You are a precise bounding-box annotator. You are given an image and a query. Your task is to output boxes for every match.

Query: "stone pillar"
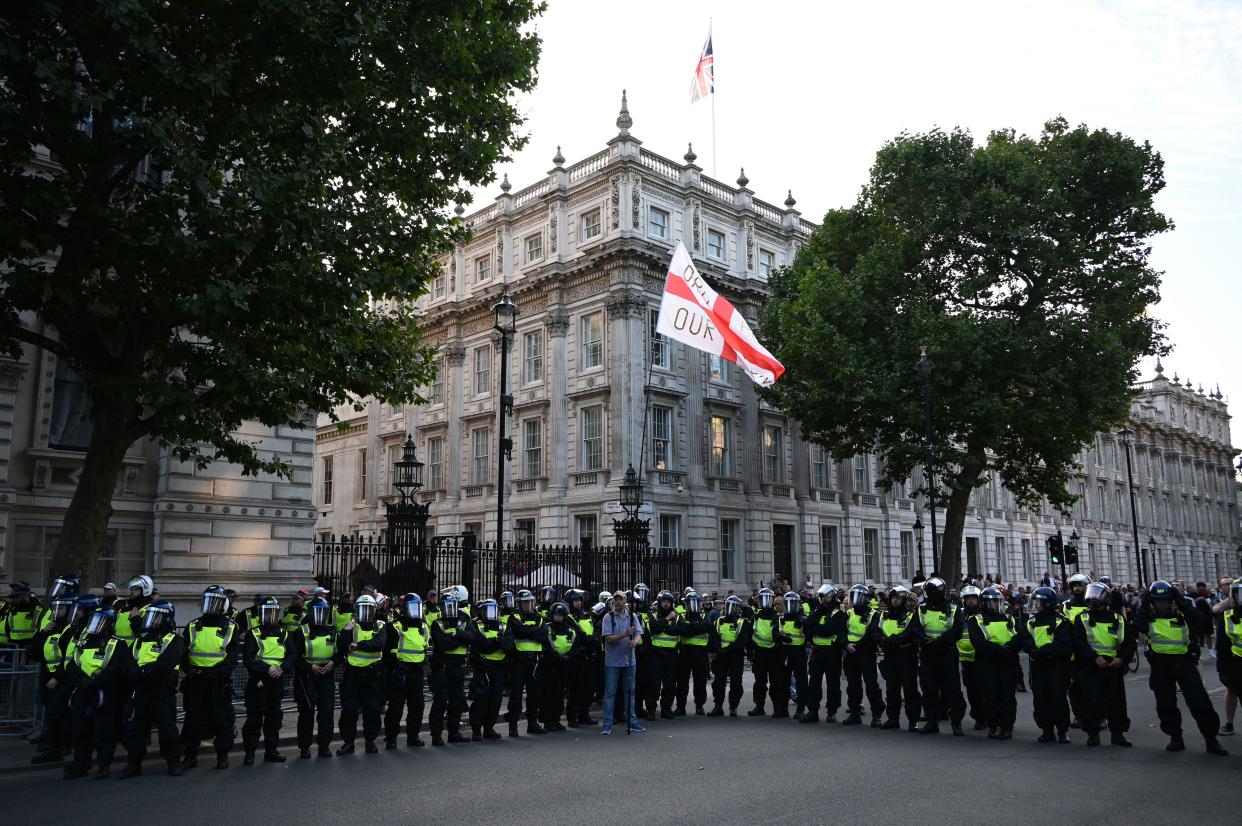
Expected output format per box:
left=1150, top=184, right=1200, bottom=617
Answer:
left=0, top=359, right=25, bottom=576
left=544, top=309, right=570, bottom=542
left=443, top=341, right=466, bottom=535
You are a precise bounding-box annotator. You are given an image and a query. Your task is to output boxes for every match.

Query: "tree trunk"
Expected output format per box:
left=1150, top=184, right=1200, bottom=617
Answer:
left=937, top=483, right=974, bottom=586
left=49, top=397, right=139, bottom=590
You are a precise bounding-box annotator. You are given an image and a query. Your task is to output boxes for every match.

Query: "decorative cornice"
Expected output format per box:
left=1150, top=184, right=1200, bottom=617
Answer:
left=442, top=342, right=466, bottom=366
left=544, top=309, right=570, bottom=336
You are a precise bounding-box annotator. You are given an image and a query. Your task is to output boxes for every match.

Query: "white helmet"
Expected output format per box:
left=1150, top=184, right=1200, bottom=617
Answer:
left=1068, top=573, right=1090, bottom=587
left=598, top=591, right=611, bottom=605
left=127, top=575, right=154, bottom=597
left=450, top=584, right=469, bottom=604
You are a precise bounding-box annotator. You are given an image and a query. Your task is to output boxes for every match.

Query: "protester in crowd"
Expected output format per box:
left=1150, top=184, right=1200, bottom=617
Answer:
left=600, top=590, right=646, bottom=734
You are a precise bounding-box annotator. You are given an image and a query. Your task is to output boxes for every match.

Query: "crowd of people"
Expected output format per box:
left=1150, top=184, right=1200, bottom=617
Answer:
left=1, top=569, right=1239, bottom=781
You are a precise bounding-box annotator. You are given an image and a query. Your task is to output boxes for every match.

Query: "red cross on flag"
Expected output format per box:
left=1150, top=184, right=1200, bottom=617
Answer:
left=656, top=241, right=785, bottom=387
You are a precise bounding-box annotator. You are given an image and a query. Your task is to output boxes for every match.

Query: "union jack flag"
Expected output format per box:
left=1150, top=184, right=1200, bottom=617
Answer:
left=690, top=30, right=714, bottom=103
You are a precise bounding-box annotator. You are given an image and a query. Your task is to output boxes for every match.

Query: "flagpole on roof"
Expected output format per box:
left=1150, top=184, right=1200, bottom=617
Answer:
left=710, top=19, right=716, bottom=178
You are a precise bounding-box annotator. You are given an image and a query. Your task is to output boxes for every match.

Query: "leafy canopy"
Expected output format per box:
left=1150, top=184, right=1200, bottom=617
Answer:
left=762, top=118, right=1169, bottom=523
left=0, top=0, right=544, bottom=472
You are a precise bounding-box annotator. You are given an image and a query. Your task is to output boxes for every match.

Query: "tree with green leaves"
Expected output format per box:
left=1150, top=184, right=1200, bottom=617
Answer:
left=761, top=118, right=1169, bottom=585
left=0, top=0, right=543, bottom=585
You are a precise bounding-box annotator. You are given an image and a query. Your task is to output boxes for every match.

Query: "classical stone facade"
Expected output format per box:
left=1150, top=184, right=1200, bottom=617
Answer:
left=0, top=312, right=317, bottom=606
left=315, top=95, right=1240, bottom=590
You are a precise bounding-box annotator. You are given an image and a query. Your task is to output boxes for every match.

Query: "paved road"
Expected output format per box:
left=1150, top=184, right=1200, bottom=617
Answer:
left=4, top=660, right=1237, bottom=825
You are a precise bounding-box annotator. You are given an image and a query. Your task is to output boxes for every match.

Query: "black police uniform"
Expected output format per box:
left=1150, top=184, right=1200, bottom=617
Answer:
left=468, top=615, right=512, bottom=739
left=29, top=618, right=76, bottom=760
left=842, top=606, right=885, bottom=725
left=291, top=622, right=338, bottom=755
left=180, top=613, right=241, bottom=766
left=428, top=611, right=475, bottom=743
left=968, top=609, right=1026, bottom=737
left=709, top=612, right=751, bottom=715
left=540, top=619, right=581, bottom=729
left=675, top=608, right=711, bottom=714
left=383, top=617, right=428, bottom=747
left=1023, top=609, right=1073, bottom=740
left=65, top=630, right=133, bottom=778
left=645, top=606, right=681, bottom=718
left=802, top=603, right=846, bottom=722
left=1136, top=599, right=1223, bottom=751
left=506, top=609, right=546, bottom=734
left=912, top=600, right=966, bottom=732
left=1071, top=606, right=1134, bottom=745
left=877, top=604, right=921, bottom=729
left=121, top=627, right=185, bottom=775
left=241, top=623, right=293, bottom=760
left=336, top=618, right=388, bottom=751
left=567, top=610, right=600, bottom=725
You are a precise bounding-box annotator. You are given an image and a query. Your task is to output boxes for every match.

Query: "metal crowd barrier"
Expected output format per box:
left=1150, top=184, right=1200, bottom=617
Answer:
left=0, top=645, right=42, bottom=737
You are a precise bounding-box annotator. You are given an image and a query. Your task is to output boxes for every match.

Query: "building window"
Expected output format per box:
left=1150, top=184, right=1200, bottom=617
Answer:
left=356, top=449, right=368, bottom=502
left=649, top=308, right=669, bottom=369
left=475, top=254, right=491, bottom=283
left=515, top=518, right=537, bottom=549
left=758, top=249, right=775, bottom=277
left=1021, top=538, right=1033, bottom=582
left=387, top=442, right=403, bottom=495
left=580, top=209, right=601, bottom=241
left=575, top=514, right=598, bottom=547
left=659, top=514, right=681, bottom=550
left=49, top=361, right=93, bottom=449
left=708, top=354, right=730, bottom=383
left=648, top=206, right=669, bottom=239
left=581, top=406, right=603, bottom=470
left=707, top=228, right=725, bottom=258
left=709, top=416, right=731, bottom=477
left=433, top=272, right=446, bottom=300
left=524, top=233, right=543, bottom=263
left=900, top=531, right=914, bottom=580
left=523, top=331, right=543, bottom=384
left=523, top=418, right=542, bottom=478
left=821, top=525, right=839, bottom=582
left=322, top=455, right=334, bottom=505
left=427, top=437, right=443, bottom=489
left=763, top=425, right=784, bottom=483
left=429, top=356, right=444, bottom=405
left=966, top=537, right=980, bottom=577
left=651, top=406, right=672, bottom=470
left=853, top=455, right=870, bottom=492
left=581, top=312, right=603, bottom=370
left=995, top=536, right=1008, bottom=580
left=863, top=528, right=879, bottom=581
left=473, top=345, right=491, bottom=396
left=471, top=427, right=490, bottom=485
left=721, top=519, right=740, bottom=581
left=811, top=444, right=829, bottom=489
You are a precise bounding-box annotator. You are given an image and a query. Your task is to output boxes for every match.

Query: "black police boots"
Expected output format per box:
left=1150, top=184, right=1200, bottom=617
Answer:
left=1056, top=729, right=1070, bottom=744
left=527, top=720, right=547, bottom=734
left=265, top=749, right=288, bottom=762
left=116, top=761, right=142, bottom=779
left=363, top=740, right=378, bottom=754
left=243, top=749, right=256, bottom=765
left=167, top=759, right=184, bottom=776
left=509, top=722, right=521, bottom=737
left=216, top=751, right=230, bottom=769
left=1110, top=733, right=1132, bottom=748
left=300, top=747, right=313, bottom=759
left=747, top=706, right=766, bottom=717
left=447, top=730, right=469, bottom=744
left=841, top=714, right=862, bottom=725
left=1206, top=738, right=1229, bottom=756
left=707, top=704, right=724, bottom=717
left=1167, top=735, right=1186, bottom=751
left=335, top=742, right=355, bottom=755
left=483, top=727, right=502, bottom=740
left=181, top=753, right=198, bottom=769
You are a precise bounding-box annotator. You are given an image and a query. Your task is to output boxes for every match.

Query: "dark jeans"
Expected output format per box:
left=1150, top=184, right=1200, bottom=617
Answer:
left=603, top=664, right=639, bottom=727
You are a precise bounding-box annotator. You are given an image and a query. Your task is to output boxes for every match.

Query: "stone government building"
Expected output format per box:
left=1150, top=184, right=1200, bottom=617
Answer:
left=315, top=94, right=1241, bottom=591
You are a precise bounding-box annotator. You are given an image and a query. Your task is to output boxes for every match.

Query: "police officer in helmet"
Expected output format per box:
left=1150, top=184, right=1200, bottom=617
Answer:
left=119, top=600, right=184, bottom=778
left=383, top=593, right=429, bottom=749
left=292, top=595, right=338, bottom=758
left=181, top=585, right=240, bottom=769
left=241, top=596, right=292, bottom=764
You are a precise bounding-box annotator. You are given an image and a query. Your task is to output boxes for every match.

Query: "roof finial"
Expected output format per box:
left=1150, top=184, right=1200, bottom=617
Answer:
left=784, top=189, right=797, bottom=208
left=1154, top=356, right=1164, bottom=375
left=453, top=204, right=464, bottom=217
left=500, top=173, right=511, bottom=193
left=1172, top=371, right=1179, bottom=383
left=552, top=145, right=564, bottom=166
left=1215, top=383, right=1222, bottom=399
left=684, top=142, right=697, bottom=164
left=736, top=167, right=749, bottom=188
left=616, top=89, right=632, bottom=135
left=1185, top=376, right=1192, bottom=389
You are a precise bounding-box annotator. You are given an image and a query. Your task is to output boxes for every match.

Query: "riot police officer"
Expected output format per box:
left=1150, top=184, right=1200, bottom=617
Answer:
left=1062, top=572, right=1091, bottom=727
left=181, top=585, right=240, bottom=769
left=957, top=585, right=984, bottom=729
left=877, top=585, right=921, bottom=731
left=801, top=584, right=846, bottom=723
left=646, top=591, right=681, bottom=720
left=29, top=590, right=78, bottom=764
left=675, top=591, right=711, bottom=716
left=1024, top=586, right=1072, bottom=743
left=241, top=596, right=291, bottom=764
left=566, top=589, right=600, bottom=726
left=120, top=600, right=185, bottom=778
left=540, top=602, right=579, bottom=730
left=383, top=593, right=428, bottom=749
left=969, top=585, right=1024, bottom=740
left=507, top=589, right=545, bottom=735
left=746, top=587, right=782, bottom=717
left=708, top=595, right=751, bottom=717
left=469, top=598, right=512, bottom=740
left=336, top=593, right=387, bottom=754
left=64, top=607, right=132, bottom=780
left=912, top=577, right=965, bottom=735
left=776, top=591, right=807, bottom=719
left=842, top=585, right=884, bottom=726
left=429, top=591, right=474, bottom=745
left=1137, top=581, right=1228, bottom=755
left=292, top=595, right=338, bottom=758
left=1072, top=581, right=1133, bottom=748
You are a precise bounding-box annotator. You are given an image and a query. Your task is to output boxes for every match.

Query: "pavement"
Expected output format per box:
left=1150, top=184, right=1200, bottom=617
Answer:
left=2, top=658, right=1238, bottom=825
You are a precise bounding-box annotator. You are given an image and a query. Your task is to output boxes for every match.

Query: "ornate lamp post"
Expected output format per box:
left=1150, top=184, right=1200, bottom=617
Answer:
left=917, top=348, right=940, bottom=574
left=386, top=434, right=429, bottom=551
left=493, top=292, right=518, bottom=547
left=613, top=464, right=651, bottom=552
left=1118, top=426, right=1145, bottom=586
left=1148, top=534, right=1159, bottom=582
left=914, top=515, right=926, bottom=579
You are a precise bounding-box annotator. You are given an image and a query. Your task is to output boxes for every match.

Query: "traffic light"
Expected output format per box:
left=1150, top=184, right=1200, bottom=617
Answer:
left=1046, top=534, right=1062, bottom=565
left=1064, top=543, right=1079, bottom=567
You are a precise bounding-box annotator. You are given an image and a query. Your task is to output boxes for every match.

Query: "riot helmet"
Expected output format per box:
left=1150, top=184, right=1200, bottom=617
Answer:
left=686, top=593, right=703, bottom=615
left=306, top=596, right=332, bottom=627
left=499, top=591, right=515, bottom=611
left=70, top=594, right=100, bottom=628
left=757, top=587, right=775, bottom=610
left=783, top=591, right=801, bottom=616
left=1029, top=587, right=1058, bottom=614
left=400, top=593, right=424, bottom=622
left=1147, top=580, right=1176, bottom=619
left=1084, top=581, right=1110, bottom=607
left=141, top=600, right=175, bottom=632
left=353, top=594, right=377, bottom=624
left=201, top=585, right=229, bottom=616
left=515, top=589, right=535, bottom=613
left=979, top=586, right=1005, bottom=614
left=440, top=594, right=459, bottom=620
left=86, top=607, right=116, bottom=636
left=49, top=573, right=81, bottom=600
left=847, top=585, right=869, bottom=609
left=725, top=595, right=744, bottom=617
left=258, top=596, right=282, bottom=627
left=479, top=599, right=499, bottom=623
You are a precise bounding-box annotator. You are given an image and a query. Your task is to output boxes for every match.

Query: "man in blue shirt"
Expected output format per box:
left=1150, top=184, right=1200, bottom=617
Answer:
left=600, top=591, right=647, bottom=735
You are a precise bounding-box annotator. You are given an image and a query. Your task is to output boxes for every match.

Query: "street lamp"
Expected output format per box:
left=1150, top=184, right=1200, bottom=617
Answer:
left=1118, top=426, right=1145, bottom=587
left=613, top=464, right=651, bottom=553
left=917, top=347, right=940, bottom=575
left=914, top=515, right=926, bottom=579
left=493, top=292, right=518, bottom=547
left=386, top=434, right=430, bottom=551
left=1148, top=534, right=1158, bottom=582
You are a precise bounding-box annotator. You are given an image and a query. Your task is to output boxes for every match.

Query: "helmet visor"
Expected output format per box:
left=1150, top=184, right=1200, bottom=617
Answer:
left=1084, top=583, right=1109, bottom=603
left=307, top=602, right=330, bottom=626
left=482, top=602, right=498, bottom=622
left=500, top=592, right=515, bottom=610
left=441, top=599, right=458, bottom=619
left=52, top=599, right=73, bottom=622
left=1231, top=581, right=1242, bottom=605
left=783, top=594, right=800, bottom=615
left=403, top=597, right=424, bottom=621
left=634, top=584, right=649, bottom=602
left=354, top=602, right=376, bottom=624
left=725, top=599, right=741, bottom=617
left=1030, top=593, right=1051, bottom=613
left=86, top=612, right=112, bottom=636
left=69, top=603, right=92, bottom=627
left=687, top=595, right=702, bottom=614
left=202, top=592, right=228, bottom=616
left=140, top=607, right=168, bottom=632
left=758, top=590, right=774, bottom=609
left=259, top=603, right=281, bottom=627
left=50, top=578, right=74, bottom=600
left=849, top=589, right=867, bottom=608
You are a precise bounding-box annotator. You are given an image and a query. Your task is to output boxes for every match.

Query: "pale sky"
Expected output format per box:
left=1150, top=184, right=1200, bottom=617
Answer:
left=469, top=0, right=1242, bottom=448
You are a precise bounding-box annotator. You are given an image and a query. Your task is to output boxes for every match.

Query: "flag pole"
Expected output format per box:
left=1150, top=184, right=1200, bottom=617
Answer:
left=710, top=20, right=717, bottom=178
